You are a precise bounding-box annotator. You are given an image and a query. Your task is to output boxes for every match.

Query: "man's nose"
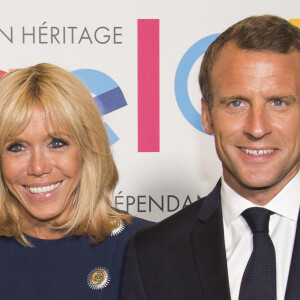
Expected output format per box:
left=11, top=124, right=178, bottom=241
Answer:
left=243, top=104, right=272, bottom=139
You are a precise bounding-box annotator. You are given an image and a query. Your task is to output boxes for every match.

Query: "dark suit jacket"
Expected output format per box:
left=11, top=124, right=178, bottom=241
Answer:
left=121, top=181, right=300, bottom=300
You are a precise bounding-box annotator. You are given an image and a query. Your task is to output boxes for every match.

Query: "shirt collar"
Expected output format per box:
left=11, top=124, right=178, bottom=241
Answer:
left=221, top=171, right=300, bottom=228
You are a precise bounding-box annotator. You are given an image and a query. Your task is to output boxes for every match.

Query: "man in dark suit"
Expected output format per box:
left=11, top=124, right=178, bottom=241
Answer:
left=121, top=15, right=300, bottom=300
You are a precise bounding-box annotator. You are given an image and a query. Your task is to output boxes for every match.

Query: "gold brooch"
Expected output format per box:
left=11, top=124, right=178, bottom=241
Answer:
left=87, top=267, right=110, bottom=290
left=110, top=215, right=125, bottom=236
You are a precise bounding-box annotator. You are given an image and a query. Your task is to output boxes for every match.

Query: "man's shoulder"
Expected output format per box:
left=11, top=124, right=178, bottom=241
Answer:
left=134, top=196, right=205, bottom=247
left=133, top=181, right=221, bottom=250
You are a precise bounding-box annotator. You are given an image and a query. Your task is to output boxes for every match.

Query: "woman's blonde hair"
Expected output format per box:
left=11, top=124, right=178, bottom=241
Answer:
left=0, top=63, right=130, bottom=245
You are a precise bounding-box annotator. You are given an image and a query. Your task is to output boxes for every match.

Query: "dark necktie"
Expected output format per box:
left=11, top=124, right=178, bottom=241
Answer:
left=239, top=207, right=276, bottom=300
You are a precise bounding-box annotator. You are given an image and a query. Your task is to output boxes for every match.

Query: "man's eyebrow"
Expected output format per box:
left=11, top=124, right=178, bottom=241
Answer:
left=266, top=95, right=297, bottom=102
left=218, top=95, right=297, bottom=104
left=218, top=95, right=250, bottom=104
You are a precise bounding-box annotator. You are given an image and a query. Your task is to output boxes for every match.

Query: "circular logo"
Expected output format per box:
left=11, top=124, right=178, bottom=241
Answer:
left=87, top=267, right=110, bottom=290
left=174, top=34, right=219, bottom=133
left=110, top=215, right=125, bottom=236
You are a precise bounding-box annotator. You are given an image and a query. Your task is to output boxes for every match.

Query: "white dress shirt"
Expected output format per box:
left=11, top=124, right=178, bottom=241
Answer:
left=221, top=172, right=300, bottom=300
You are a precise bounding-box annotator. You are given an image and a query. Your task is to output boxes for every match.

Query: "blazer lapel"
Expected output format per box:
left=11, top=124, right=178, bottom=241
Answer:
left=191, top=181, right=231, bottom=300
left=285, top=208, right=300, bottom=300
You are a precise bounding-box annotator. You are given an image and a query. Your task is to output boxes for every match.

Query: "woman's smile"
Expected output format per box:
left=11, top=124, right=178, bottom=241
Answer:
left=1, top=105, right=81, bottom=235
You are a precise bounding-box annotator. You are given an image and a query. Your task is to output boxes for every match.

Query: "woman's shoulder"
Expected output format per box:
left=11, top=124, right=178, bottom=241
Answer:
left=111, top=208, right=154, bottom=238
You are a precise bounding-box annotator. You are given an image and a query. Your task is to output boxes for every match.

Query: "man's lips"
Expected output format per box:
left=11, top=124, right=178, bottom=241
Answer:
left=240, top=148, right=276, bottom=156
left=24, top=182, right=61, bottom=194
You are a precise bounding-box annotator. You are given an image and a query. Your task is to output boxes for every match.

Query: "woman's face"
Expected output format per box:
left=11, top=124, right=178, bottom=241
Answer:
left=1, top=105, right=82, bottom=237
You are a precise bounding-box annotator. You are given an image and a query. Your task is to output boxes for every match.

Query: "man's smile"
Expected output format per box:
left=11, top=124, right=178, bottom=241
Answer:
left=240, top=148, right=275, bottom=156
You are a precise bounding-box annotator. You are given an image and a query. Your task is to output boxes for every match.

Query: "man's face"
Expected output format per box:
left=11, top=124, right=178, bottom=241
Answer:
left=201, top=42, right=300, bottom=204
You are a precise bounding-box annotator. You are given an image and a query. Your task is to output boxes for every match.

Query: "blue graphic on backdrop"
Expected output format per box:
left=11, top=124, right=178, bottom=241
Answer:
left=72, top=69, right=127, bottom=145
left=174, top=34, right=219, bottom=133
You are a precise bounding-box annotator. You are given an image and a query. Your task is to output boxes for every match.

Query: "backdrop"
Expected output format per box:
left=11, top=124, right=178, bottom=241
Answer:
left=1, top=0, right=299, bottom=221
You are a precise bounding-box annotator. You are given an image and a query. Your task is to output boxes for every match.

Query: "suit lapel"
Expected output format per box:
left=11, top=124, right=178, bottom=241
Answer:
left=285, top=208, right=300, bottom=300
left=191, top=181, right=231, bottom=300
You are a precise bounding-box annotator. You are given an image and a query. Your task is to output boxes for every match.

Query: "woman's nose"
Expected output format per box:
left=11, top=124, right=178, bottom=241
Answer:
left=27, top=149, right=52, bottom=176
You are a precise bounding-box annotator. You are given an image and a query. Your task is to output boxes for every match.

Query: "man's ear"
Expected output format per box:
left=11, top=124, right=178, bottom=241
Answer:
left=201, top=98, right=214, bottom=135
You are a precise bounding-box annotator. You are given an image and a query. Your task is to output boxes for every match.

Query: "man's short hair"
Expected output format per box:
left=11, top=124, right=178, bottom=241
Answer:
left=199, top=15, right=300, bottom=108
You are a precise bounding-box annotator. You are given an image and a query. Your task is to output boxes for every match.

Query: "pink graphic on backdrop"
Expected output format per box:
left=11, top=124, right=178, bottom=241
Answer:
left=138, top=19, right=160, bottom=152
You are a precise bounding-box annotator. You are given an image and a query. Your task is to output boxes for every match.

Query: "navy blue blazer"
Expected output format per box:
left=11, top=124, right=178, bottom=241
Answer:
left=121, top=181, right=300, bottom=300
left=0, top=217, right=152, bottom=300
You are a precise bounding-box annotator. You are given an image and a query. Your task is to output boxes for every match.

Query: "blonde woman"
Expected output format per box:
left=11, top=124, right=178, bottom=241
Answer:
left=0, top=63, right=151, bottom=299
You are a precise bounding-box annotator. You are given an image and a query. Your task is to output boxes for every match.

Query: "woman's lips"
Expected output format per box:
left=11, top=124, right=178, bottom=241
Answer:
left=24, top=182, right=61, bottom=194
